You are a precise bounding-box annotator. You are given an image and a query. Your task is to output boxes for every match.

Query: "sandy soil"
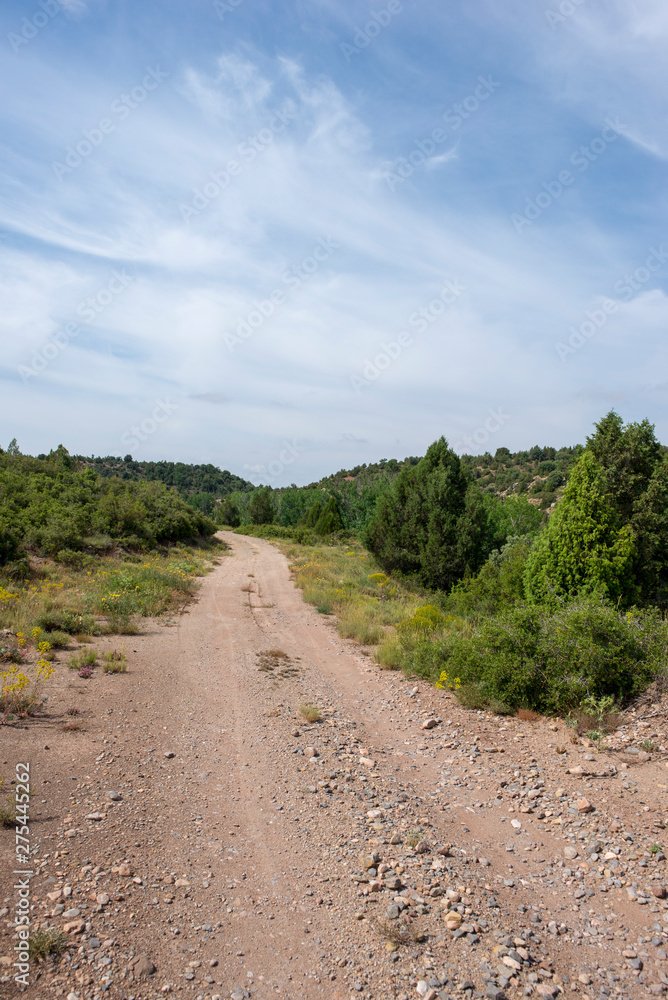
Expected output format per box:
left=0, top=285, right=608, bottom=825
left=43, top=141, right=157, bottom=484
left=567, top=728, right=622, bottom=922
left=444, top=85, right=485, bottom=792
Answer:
left=1, top=531, right=668, bottom=1000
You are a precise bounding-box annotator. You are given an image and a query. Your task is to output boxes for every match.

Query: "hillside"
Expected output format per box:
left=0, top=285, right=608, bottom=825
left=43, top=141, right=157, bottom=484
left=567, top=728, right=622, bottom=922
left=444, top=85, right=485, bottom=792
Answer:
left=77, top=455, right=254, bottom=516
left=307, top=444, right=584, bottom=512
left=0, top=444, right=216, bottom=569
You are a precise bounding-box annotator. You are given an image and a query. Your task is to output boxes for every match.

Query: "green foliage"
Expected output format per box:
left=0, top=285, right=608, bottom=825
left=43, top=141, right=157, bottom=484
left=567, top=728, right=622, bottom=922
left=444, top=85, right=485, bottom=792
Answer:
left=363, top=437, right=491, bottom=590
left=301, top=496, right=344, bottom=535
left=406, top=597, right=666, bottom=714
left=28, top=927, right=68, bottom=961
left=524, top=452, right=635, bottom=605
left=587, top=410, right=661, bottom=521
left=102, top=649, right=127, bottom=673
left=81, top=455, right=253, bottom=499
left=446, top=535, right=533, bottom=618
left=632, top=461, right=668, bottom=607
left=37, top=609, right=98, bottom=635
left=0, top=447, right=216, bottom=565
left=396, top=605, right=448, bottom=642
left=247, top=488, right=275, bottom=525
left=484, top=494, right=545, bottom=548
left=218, top=496, right=241, bottom=527
left=234, top=523, right=295, bottom=539
left=68, top=649, right=98, bottom=670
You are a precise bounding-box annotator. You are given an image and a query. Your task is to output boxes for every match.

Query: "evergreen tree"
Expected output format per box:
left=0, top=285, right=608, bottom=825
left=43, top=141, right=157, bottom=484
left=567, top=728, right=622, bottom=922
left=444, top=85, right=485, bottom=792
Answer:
left=524, top=451, right=635, bottom=604
left=314, top=496, right=345, bottom=535
left=218, top=497, right=241, bottom=527
left=631, top=461, right=668, bottom=608
left=586, top=410, right=661, bottom=521
left=247, top=488, right=275, bottom=525
left=363, top=437, right=491, bottom=590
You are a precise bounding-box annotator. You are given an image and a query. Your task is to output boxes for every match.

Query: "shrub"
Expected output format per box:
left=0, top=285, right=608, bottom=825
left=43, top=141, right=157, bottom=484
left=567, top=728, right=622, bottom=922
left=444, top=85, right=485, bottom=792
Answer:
left=300, top=703, right=321, bottom=723
left=218, top=497, right=241, bottom=528
left=363, top=437, right=492, bottom=591
left=28, top=928, right=68, bottom=961
left=375, top=636, right=404, bottom=670
left=47, top=631, right=71, bottom=650
left=442, top=597, right=667, bottom=714
left=37, top=609, right=98, bottom=635
left=247, top=488, right=275, bottom=525
left=337, top=602, right=383, bottom=644
left=0, top=658, right=54, bottom=718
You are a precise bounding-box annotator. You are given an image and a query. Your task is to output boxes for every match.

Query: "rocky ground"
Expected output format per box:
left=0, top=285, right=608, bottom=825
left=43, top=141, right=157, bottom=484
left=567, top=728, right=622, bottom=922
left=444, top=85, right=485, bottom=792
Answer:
left=1, top=531, right=668, bottom=1000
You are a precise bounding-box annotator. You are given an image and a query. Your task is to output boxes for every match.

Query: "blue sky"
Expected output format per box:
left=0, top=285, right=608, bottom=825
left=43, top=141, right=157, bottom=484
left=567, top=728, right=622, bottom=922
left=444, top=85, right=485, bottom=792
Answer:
left=1, top=0, right=667, bottom=485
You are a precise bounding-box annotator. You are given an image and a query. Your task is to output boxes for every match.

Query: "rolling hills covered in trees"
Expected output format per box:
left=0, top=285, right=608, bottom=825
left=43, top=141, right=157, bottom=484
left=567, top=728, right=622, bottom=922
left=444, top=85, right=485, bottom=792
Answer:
left=77, top=454, right=254, bottom=517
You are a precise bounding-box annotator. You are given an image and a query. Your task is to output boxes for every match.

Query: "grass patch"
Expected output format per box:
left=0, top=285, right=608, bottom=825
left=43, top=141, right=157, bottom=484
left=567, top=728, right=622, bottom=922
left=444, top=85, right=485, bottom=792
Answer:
left=28, top=928, right=68, bottom=961
left=101, top=649, right=127, bottom=673
left=47, top=630, right=72, bottom=649
left=282, top=540, right=425, bottom=648
left=68, top=649, right=98, bottom=670
left=0, top=545, right=218, bottom=643
left=299, top=703, right=321, bottom=723
left=0, top=792, right=15, bottom=827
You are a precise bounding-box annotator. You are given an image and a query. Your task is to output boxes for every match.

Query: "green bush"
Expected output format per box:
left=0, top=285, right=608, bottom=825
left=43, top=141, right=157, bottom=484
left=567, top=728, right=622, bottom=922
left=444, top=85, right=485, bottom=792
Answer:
left=47, top=630, right=72, bottom=649
left=0, top=448, right=216, bottom=562
left=445, top=535, right=533, bottom=619
left=36, top=609, right=98, bottom=635
left=234, top=524, right=295, bottom=539
left=247, top=488, right=275, bottom=525
left=413, top=597, right=668, bottom=714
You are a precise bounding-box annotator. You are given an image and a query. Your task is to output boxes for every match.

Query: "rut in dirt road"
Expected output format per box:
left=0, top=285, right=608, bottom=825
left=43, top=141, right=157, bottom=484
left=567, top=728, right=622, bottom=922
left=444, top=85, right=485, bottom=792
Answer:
left=2, top=531, right=668, bottom=1000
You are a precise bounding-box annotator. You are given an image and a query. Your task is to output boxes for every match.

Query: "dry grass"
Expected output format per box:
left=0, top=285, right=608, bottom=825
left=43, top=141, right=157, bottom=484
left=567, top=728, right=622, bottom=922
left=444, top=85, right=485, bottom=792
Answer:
left=516, top=708, right=541, bottom=722
left=257, top=649, right=299, bottom=678
left=299, top=703, right=321, bottom=723
left=371, top=917, right=423, bottom=947
left=282, top=541, right=424, bottom=648
left=0, top=546, right=218, bottom=641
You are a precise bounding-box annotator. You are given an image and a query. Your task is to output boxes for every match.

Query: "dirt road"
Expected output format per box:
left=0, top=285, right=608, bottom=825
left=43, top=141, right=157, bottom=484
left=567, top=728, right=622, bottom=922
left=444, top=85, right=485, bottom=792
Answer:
left=2, top=532, right=668, bottom=1000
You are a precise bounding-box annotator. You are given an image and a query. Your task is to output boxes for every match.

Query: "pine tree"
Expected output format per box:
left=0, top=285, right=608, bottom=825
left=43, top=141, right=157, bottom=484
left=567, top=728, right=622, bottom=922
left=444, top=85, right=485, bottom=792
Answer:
left=247, top=488, right=275, bottom=525
left=524, top=452, right=635, bottom=604
left=363, top=437, right=490, bottom=590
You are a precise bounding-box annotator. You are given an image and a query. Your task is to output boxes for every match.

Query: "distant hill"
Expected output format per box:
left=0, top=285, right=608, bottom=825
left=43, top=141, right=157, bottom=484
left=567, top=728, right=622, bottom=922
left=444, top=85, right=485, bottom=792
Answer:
left=306, top=445, right=584, bottom=511
left=76, top=456, right=254, bottom=517
left=305, top=455, right=422, bottom=491
left=459, top=444, right=585, bottom=510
